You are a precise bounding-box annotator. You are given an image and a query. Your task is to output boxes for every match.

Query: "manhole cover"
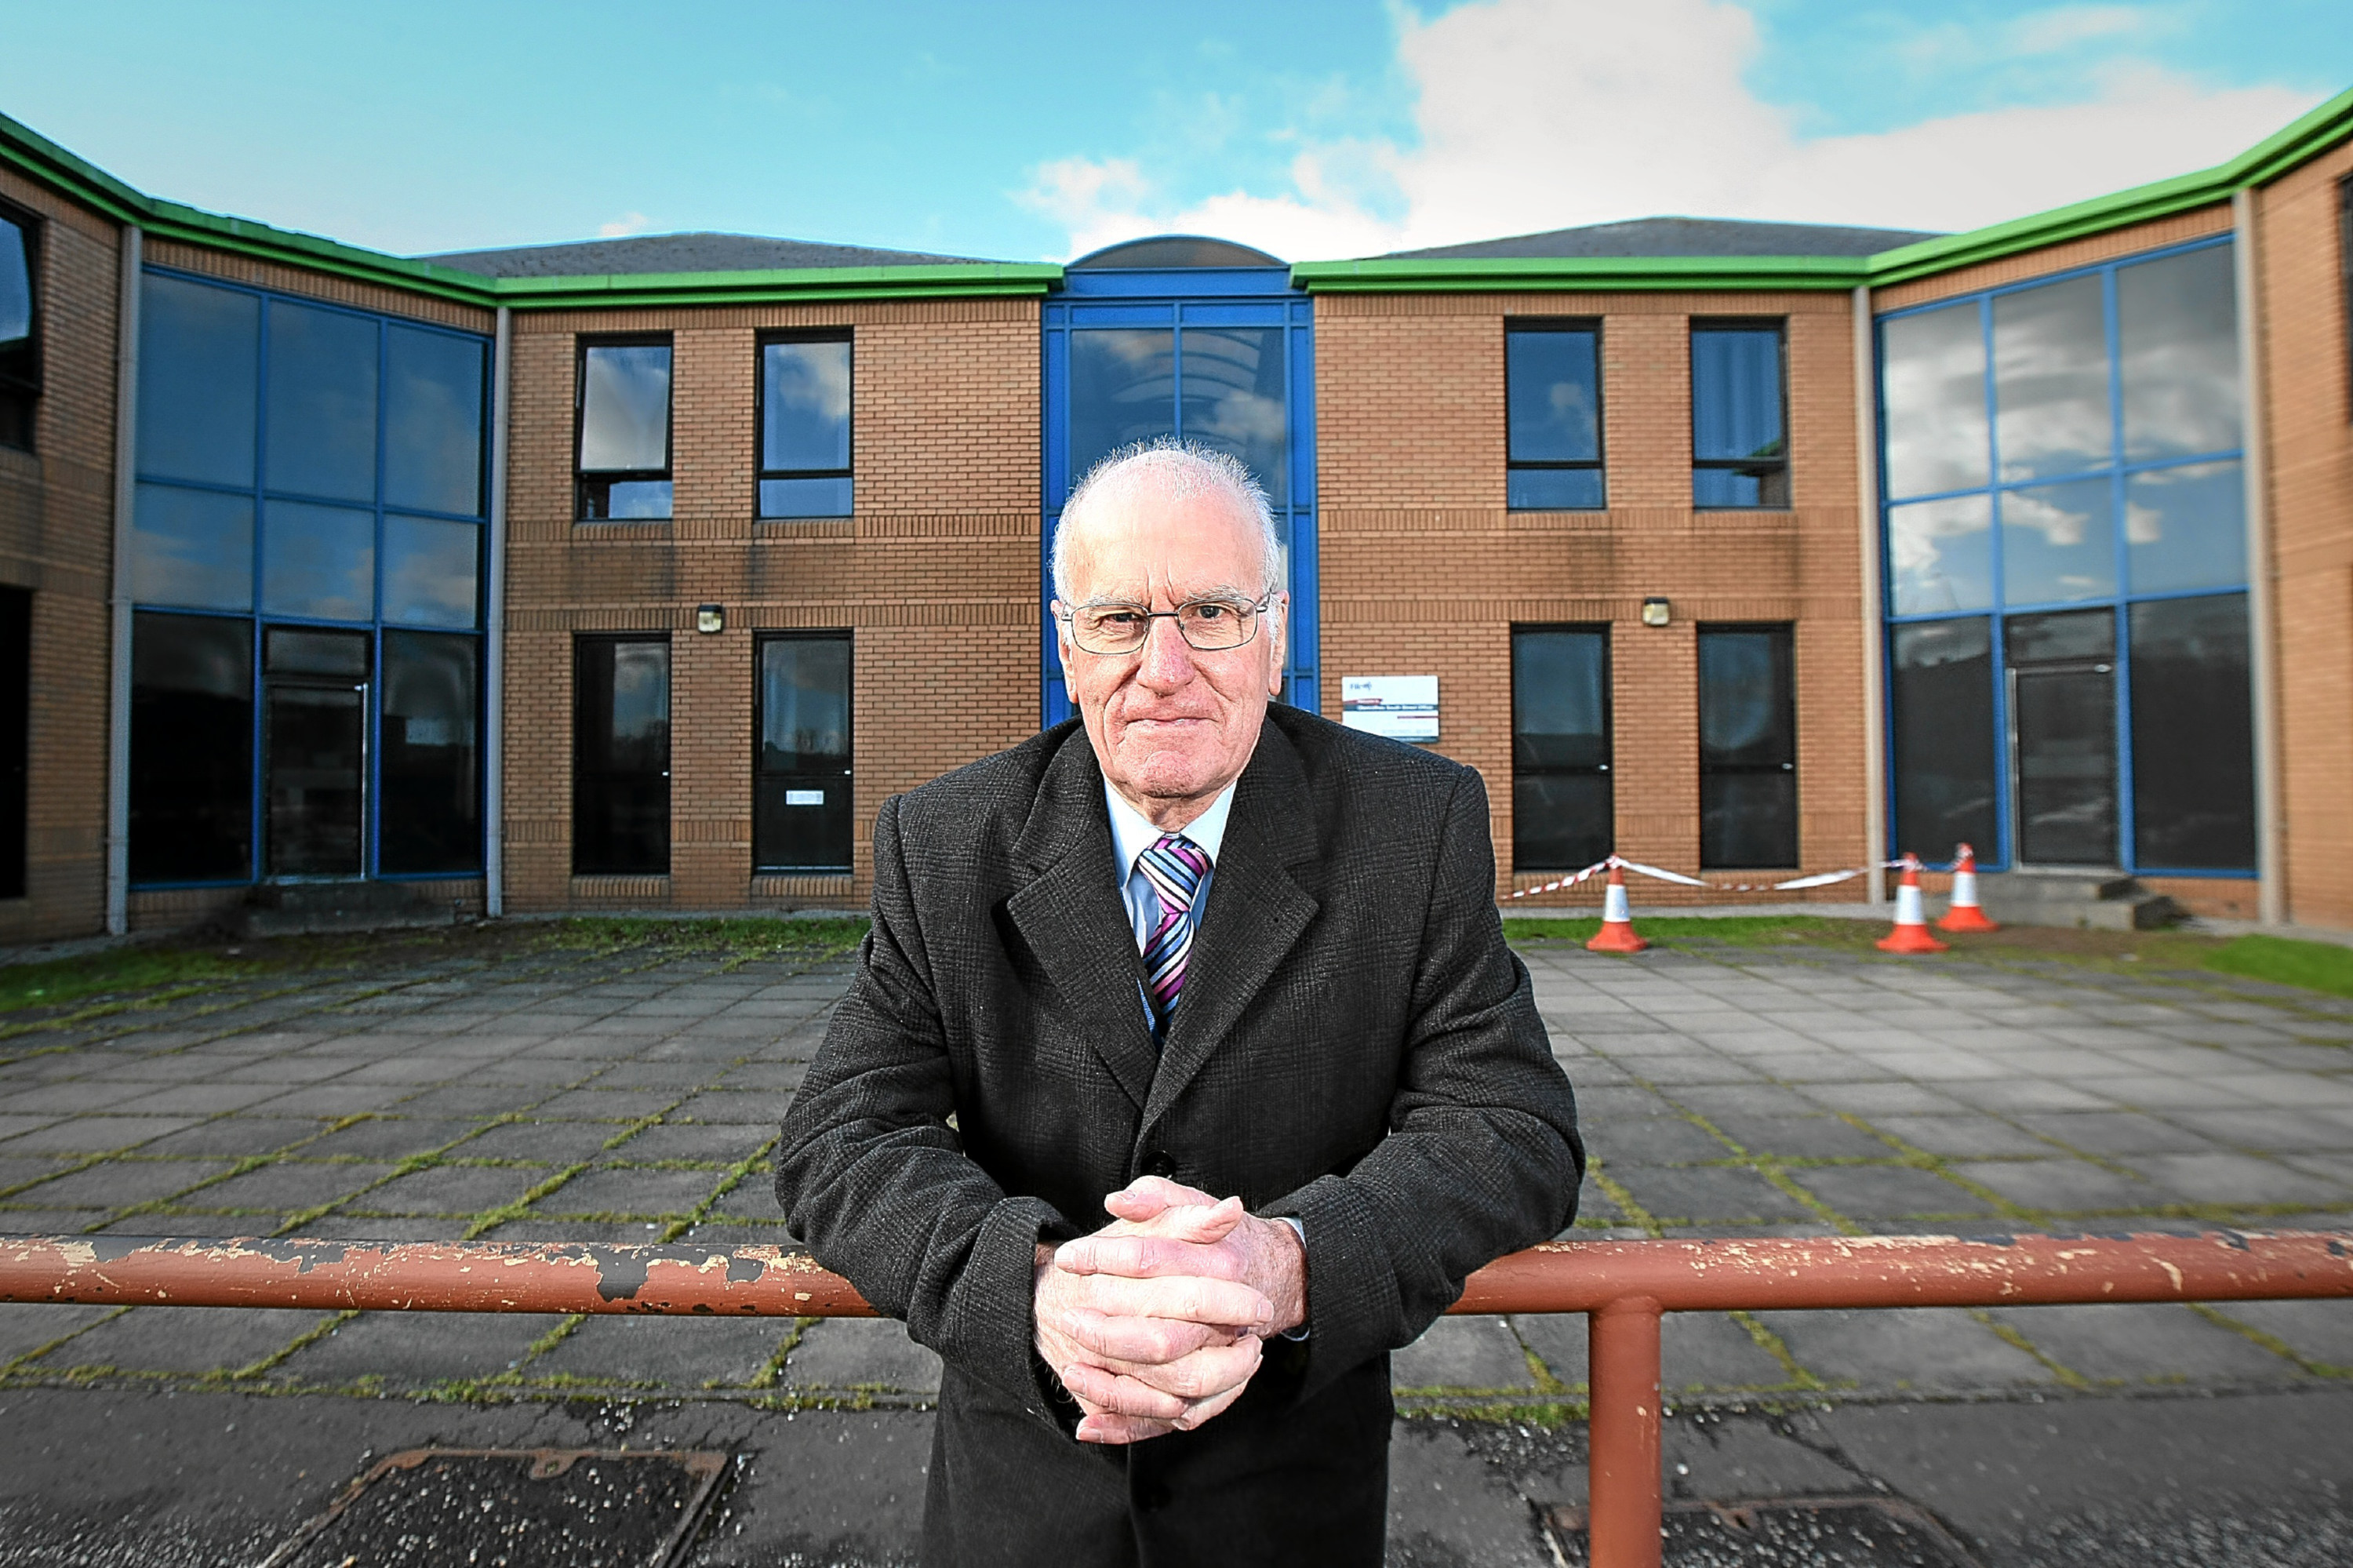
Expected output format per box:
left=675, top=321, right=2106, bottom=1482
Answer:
left=261, top=1448, right=730, bottom=1568
left=1544, top=1497, right=1983, bottom=1566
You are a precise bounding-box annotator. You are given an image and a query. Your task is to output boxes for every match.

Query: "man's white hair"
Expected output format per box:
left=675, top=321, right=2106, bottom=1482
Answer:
left=1051, top=438, right=1282, bottom=605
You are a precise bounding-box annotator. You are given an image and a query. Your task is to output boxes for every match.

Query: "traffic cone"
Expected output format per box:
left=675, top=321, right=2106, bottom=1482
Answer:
left=1936, top=842, right=2000, bottom=933
left=1877, top=857, right=1949, bottom=954
left=1586, top=863, right=1649, bottom=954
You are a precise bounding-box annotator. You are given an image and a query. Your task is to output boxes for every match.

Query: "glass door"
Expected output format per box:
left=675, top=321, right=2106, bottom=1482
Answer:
left=263, top=628, right=371, bottom=878
left=2005, top=610, right=2117, bottom=867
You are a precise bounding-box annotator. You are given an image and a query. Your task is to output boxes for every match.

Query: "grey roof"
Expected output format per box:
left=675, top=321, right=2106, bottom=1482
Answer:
left=1070, top=236, right=1285, bottom=270
left=1382, top=216, right=1943, bottom=261
left=422, top=231, right=1006, bottom=277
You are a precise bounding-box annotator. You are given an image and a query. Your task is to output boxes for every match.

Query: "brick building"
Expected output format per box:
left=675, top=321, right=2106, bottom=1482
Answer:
left=0, top=89, right=2348, bottom=939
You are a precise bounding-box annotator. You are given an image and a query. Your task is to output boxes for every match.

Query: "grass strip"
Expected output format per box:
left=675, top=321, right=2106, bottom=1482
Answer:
left=1502, top=915, right=1866, bottom=948
left=0, top=947, right=272, bottom=1017
left=2205, top=934, right=2353, bottom=1000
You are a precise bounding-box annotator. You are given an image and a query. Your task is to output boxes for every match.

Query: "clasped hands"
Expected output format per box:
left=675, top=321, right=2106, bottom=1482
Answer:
left=1033, top=1175, right=1307, bottom=1445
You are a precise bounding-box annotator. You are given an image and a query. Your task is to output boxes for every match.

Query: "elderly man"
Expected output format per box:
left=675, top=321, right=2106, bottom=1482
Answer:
left=775, top=440, right=1581, bottom=1566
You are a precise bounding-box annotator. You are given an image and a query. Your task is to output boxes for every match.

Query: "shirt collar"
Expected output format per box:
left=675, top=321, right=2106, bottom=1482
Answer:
left=1104, top=777, right=1237, bottom=877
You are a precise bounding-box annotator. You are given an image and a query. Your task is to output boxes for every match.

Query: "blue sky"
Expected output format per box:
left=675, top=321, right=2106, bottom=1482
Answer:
left=2, top=2, right=2347, bottom=263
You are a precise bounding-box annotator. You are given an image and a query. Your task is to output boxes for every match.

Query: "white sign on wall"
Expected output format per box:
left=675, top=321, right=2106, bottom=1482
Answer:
left=1340, top=675, right=1439, bottom=743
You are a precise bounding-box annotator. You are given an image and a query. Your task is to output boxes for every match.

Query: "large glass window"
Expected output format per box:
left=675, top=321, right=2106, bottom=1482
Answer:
left=1691, top=323, right=1787, bottom=508
left=1511, top=628, right=1612, bottom=871
left=0, top=204, right=36, bottom=451
left=2129, top=594, right=2255, bottom=870
left=1068, top=328, right=1176, bottom=485
left=1878, top=238, right=2251, bottom=873
left=1506, top=323, right=1603, bottom=509
left=754, top=634, right=853, bottom=872
left=1698, top=626, right=1797, bottom=868
left=380, top=631, right=481, bottom=875
left=574, top=636, right=671, bottom=875
left=759, top=334, right=853, bottom=518
left=130, top=613, right=253, bottom=882
left=1889, top=618, right=1997, bottom=862
left=577, top=338, right=672, bottom=519
left=124, top=270, right=487, bottom=886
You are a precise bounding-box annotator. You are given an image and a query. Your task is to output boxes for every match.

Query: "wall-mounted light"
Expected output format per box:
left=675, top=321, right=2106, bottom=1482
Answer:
left=1640, top=597, right=1671, bottom=628
left=696, top=604, right=726, bottom=635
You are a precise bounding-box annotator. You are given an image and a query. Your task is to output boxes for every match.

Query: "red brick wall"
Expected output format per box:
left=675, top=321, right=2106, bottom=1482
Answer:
left=500, top=299, right=1042, bottom=911
left=1314, top=289, right=1872, bottom=905
left=2255, top=147, right=2353, bottom=930
left=0, top=168, right=121, bottom=940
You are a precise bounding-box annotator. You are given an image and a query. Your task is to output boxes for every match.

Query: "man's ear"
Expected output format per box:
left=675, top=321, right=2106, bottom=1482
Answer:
left=1264, top=595, right=1288, bottom=697
left=1051, top=601, right=1078, bottom=691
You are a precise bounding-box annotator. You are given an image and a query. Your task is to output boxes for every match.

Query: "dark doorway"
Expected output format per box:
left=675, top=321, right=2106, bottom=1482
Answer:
left=2006, top=609, right=2117, bottom=867
left=264, top=627, right=369, bottom=878
left=0, top=587, right=26, bottom=898
left=573, top=635, right=671, bottom=875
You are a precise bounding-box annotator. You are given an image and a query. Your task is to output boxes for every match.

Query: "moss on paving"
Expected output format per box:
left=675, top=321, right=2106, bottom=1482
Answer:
left=0, top=947, right=271, bottom=1016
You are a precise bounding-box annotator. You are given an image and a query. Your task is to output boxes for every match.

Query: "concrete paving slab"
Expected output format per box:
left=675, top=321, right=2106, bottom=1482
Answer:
left=38, top=1304, right=331, bottom=1375
left=1786, top=1163, right=1999, bottom=1221
left=1580, top=1115, right=1726, bottom=1165
left=1394, top=1315, right=1537, bottom=1392
left=276, top=1308, right=567, bottom=1385
left=0, top=1116, right=206, bottom=1154
left=1987, top=1301, right=2305, bottom=1386
left=1759, top=1305, right=2055, bottom=1394
left=1867, top=1114, right=2055, bottom=1158
left=296, top=1116, right=486, bottom=1159
left=2126, top=1151, right=2345, bottom=1207
left=1602, top=1165, right=1820, bottom=1224
left=11, top=1159, right=233, bottom=1210
left=1945, top=1158, right=2169, bottom=1213
left=780, top=1317, right=942, bottom=1394
left=1796, top=1081, right=1973, bottom=1116
left=533, top=1166, right=724, bottom=1217
left=358, top=1163, right=549, bottom=1217
left=2013, top=1110, right=2228, bottom=1155
left=1701, top=1113, right=1893, bottom=1159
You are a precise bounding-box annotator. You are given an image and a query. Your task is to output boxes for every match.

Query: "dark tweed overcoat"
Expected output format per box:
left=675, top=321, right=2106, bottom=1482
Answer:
left=774, top=705, right=1583, bottom=1567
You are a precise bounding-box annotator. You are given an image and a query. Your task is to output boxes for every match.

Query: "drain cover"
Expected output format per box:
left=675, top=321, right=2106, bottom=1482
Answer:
left=1544, top=1497, right=1983, bottom=1566
left=262, top=1448, right=730, bottom=1568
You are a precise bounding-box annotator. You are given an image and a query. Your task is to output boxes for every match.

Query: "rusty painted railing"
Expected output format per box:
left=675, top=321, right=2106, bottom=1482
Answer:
left=6, top=1229, right=2351, bottom=1568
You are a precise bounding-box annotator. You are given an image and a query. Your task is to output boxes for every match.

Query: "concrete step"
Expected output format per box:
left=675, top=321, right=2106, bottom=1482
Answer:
left=1968, top=870, right=2183, bottom=931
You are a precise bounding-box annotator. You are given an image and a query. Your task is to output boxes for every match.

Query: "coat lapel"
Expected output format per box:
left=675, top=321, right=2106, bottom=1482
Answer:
left=1002, top=731, right=1160, bottom=1111
left=1142, top=722, right=1322, bottom=1131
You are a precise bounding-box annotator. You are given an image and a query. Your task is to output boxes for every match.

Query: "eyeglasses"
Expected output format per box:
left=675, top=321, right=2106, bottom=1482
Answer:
left=1060, top=593, right=1275, bottom=656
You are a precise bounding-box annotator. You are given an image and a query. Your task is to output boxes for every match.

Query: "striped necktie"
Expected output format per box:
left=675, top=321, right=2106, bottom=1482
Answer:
left=1136, top=833, right=1209, bottom=1034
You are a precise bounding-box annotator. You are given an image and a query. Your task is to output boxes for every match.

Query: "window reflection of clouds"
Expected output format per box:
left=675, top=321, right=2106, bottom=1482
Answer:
left=1994, top=275, right=2109, bottom=483
left=2119, top=246, right=2240, bottom=461
left=1068, top=328, right=1176, bottom=485
left=762, top=340, right=851, bottom=472
left=2126, top=460, right=2245, bottom=595
left=1882, top=304, right=1988, bottom=500
left=1889, top=494, right=1992, bottom=614
left=580, top=345, right=671, bottom=472
left=1181, top=328, right=1286, bottom=499
left=2001, top=478, right=2115, bottom=605
left=0, top=217, right=30, bottom=343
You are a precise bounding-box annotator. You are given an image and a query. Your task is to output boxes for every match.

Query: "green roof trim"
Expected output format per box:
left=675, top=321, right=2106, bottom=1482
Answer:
left=0, top=110, right=1060, bottom=311
left=1293, top=82, right=2353, bottom=296
left=1289, top=253, right=1871, bottom=293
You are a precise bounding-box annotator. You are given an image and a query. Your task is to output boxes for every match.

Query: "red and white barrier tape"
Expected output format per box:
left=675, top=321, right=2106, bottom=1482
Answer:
left=1508, top=855, right=1916, bottom=900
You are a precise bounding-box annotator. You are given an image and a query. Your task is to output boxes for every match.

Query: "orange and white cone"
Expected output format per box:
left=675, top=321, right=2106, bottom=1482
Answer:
left=1936, top=842, right=1999, bottom=933
left=1586, top=863, right=1649, bottom=954
left=1877, top=857, right=1949, bottom=954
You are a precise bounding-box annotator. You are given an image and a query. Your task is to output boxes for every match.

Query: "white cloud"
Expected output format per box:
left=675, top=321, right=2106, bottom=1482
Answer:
left=598, top=211, right=652, bottom=238
left=1017, top=0, right=2320, bottom=262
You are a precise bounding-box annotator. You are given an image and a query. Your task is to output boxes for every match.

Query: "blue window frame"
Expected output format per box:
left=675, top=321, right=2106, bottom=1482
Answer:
left=1040, top=264, right=1316, bottom=723
left=1876, top=236, right=2253, bottom=875
left=127, top=267, right=489, bottom=888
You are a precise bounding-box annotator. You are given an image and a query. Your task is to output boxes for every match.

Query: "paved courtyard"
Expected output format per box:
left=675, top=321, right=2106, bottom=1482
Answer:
left=2, top=926, right=2351, bottom=1413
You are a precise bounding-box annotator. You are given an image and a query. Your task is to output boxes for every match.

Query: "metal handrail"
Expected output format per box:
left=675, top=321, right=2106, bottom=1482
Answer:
left=7, top=1230, right=2350, bottom=1568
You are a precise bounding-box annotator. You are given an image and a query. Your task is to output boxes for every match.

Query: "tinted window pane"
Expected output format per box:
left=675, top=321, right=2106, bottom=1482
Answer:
left=1993, top=275, right=2109, bottom=482
left=385, top=325, right=485, bottom=516
left=2001, top=478, right=2115, bottom=606
left=2126, top=460, right=2245, bottom=595
left=265, top=300, right=376, bottom=502
left=1889, top=493, right=1993, bottom=615
left=759, top=476, right=854, bottom=518
left=1513, top=773, right=1613, bottom=874
left=264, top=678, right=365, bottom=877
left=2006, top=607, right=2114, bottom=667
left=761, top=339, right=850, bottom=471
left=267, top=626, right=370, bottom=676
left=1181, top=327, right=1286, bottom=500
left=382, top=515, right=479, bottom=628
left=1702, top=774, right=1798, bottom=869
left=131, top=484, right=253, bottom=610
left=1512, top=631, right=1608, bottom=769
left=2118, top=245, right=2239, bottom=461
left=380, top=630, right=480, bottom=874
left=138, top=274, right=258, bottom=487
left=1890, top=618, right=1996, bottom=861
left=579, top=344, right=670, bottom=471
left=1507, top=329, right=1599, bottom=464
left=1881, top=303, right=1988, bottom=499
left=1068, top=329, right=1173, bottom=489
left=1507, top=467, right=1605, bottom=510
left=1693, top=465, right=1787, bottom=508
left=584, top=478, right=672, bottom=520
left=573, top=638, right=669, bottom=875
left=129, top=611, right=251, bottom=882
left=1698, top=632, right=1792, bottom=768
left=2130, top=594, right=2254, bottom=869
left=261, top=499, right=374, bottom=621
left=758, top=637, right=851, bottom=769
left=1691, top=328, right=1784, bottom=461
left=0, top=216, right=26, bottom=345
